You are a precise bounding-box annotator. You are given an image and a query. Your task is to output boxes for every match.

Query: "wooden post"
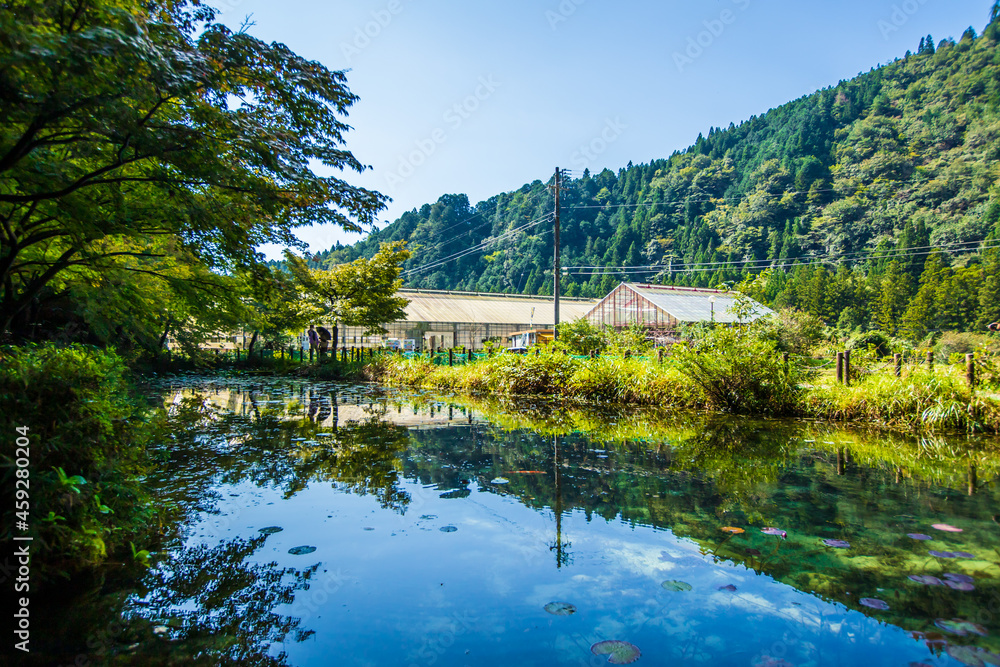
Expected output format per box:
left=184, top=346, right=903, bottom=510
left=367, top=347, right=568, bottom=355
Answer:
left=894, top=353, right=902, bottom=377
left=449, top=349, right=454, bottom=367
left=235, top=349, right=240, bottom=362
left=309, top=347, right=313, bottom=363
left=468, top=347, right=473, bottom=363
left=927, top=350, right=934, bottom=372
left=782, top=352, right=789, bottom=378
left=967, top=353, right=976, bottom=389
left=535, top=347, right=540, bottom=357
left=624, top=350, right=631, bottom=359
left=657, top=348, right=664, bottom=365
left=835, top=352, right=843, bottom=384
left=844, top=350, right=851, bottom=387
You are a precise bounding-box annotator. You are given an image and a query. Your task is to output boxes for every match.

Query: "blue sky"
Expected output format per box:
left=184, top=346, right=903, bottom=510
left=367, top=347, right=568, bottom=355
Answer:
left=223, top=0, right=993, bottom=259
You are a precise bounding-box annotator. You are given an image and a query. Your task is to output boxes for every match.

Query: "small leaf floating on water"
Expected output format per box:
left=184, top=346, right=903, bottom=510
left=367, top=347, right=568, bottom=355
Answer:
left=934, top=618, right=989, bottom=637
left=944, top=573, right=975, bottom=584
left=908, top=575, right=944, bottom=586
left=932, top=523, right=963, bottom=533
left=721, top=526, right=745, bottom=534
left=661, top=580, right=692, bottom=592
left=439, top=525, right=458, bottom=532
left=761, top=527, right=787, bottom=539
left=590, top=640, right=641, bottom=665
left=945, top=644, right=1000, bottom=666
left=860, top=598, right=889, bottom=610
left=544, top=602, right=577, bottom=615
left=823, top=539, right=850, bottom=549
left=753, top=657, right=794, bottom=667
left=288, top=546, right=316, bottom=555
left=930, top=550, right=975, bottom=559
left=907, top=533, right=932, bottom=541
left=717, top=584, right=737, bottom=592
left=258, top=526, right=283, bottom=535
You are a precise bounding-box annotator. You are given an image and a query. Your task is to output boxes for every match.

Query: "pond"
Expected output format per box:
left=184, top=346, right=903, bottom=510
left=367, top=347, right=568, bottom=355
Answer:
left=28, top=377, right=1000, bottom=666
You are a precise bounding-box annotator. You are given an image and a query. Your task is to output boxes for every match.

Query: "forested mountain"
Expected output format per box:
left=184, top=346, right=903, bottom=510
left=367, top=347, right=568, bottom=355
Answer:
left=318, top=19, right=1000, bottom=340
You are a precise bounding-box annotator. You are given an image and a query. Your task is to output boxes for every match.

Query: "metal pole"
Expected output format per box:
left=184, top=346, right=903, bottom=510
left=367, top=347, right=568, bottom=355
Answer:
left=553, top=167, right=561, bottom=341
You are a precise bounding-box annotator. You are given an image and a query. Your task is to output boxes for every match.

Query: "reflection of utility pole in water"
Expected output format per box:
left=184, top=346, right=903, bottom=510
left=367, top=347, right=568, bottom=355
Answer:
left=969, top=464, right=977, bottom=496
left=330, top=390, right=339, bottom=432
left=836, top=448, right=845, bottom=476
left=550, top=435, right=571, bottom=568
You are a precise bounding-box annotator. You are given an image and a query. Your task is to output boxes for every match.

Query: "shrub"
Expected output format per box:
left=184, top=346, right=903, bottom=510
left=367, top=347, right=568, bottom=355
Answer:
left=556, top=318, right=607, bottom=355
left=0, top=344, right=158, bottom=582
left=669, top=326, right=808, bottom=415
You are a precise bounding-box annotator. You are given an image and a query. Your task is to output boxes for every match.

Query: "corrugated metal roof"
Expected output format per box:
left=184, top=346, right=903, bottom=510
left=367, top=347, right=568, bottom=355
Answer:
left=593, top=284, right=773, bottom=324
left=397, top=290, right=598, bottom=325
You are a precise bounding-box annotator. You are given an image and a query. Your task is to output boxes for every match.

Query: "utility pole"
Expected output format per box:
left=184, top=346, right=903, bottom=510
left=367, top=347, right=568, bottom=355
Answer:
left=552, top=167, right=561, bottom=340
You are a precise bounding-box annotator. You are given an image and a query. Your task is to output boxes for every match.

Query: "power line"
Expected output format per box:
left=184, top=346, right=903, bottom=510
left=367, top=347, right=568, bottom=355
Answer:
left=401, top=213, right=553, bottom=277
left=566, top=239, right=1000, bottom=277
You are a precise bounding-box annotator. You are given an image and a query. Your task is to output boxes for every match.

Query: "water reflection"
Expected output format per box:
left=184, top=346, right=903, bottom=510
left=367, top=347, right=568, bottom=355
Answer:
left=31, top=376, right=1000, bottom=665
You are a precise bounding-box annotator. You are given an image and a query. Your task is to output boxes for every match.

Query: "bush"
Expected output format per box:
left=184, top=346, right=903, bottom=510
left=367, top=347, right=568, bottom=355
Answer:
left=556, top=318, right=607, bottom=355
left=756, top=308, right=827, bottom=356
left=0, top=344, right=158, bottom=582
left=670, top=326, right=809, bottom=415
left=936, top=331, right=1000, bottom=358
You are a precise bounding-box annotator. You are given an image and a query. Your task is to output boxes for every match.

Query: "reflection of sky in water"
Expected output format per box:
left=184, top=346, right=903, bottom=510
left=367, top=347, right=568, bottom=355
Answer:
left=91, top=378, right=1000, bottom=667
left=171, top=473, right=949, bottom=667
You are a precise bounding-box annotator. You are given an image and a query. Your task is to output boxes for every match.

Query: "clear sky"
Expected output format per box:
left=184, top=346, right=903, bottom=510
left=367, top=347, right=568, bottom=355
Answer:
left=222, top=0, right=993, bottom=260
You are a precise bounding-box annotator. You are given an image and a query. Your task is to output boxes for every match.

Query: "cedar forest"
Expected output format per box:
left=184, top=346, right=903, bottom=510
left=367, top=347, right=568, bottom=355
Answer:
left=315, top=21, right=1000, bottom=342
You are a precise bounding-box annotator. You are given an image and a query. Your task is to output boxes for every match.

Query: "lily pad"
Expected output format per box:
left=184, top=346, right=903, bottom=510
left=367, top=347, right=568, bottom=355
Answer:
left=932, top=523, right=964, bottom=532
left=258, top=526, right=283, bottom=535
left=717, top=584, right=737, bottom=592
left=908, top=575, right=944, bottom=586
left=945, top=645, right=1000, bottom=666
left=590, top=640, right=641, bottom=665
left=661, top=580, right=692, bottom=592
left=944, top=573, right=975, bottom=584
left=946, top=580, right=975, bottom=591
left=907, top=533, right=932, bottom=540
left=860, top=597, right=889, bottom=610
left=491, top=477, right=509, bottom=485
left=935, top=618, right=988, bottom=637
left=761, top=527, right=787, bottom=538
left=544, top=602, right=577, bottom=616
left=720, top=526, right=745, bottom=534
left=823, top=539, right=850, bottom=549
left=439, top=525, right=458, bottom=532
left=288, top=545, right=316, bottom=555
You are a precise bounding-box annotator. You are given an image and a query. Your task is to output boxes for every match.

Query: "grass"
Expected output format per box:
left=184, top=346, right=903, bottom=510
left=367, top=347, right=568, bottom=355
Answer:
left=371, top=349, right=1000, bottom=433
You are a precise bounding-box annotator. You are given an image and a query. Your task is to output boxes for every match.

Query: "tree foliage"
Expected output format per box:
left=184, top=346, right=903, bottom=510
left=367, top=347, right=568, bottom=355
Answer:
left=0, top=0, right=385, bottom=340
left=286, top=241, right=411, bottom=342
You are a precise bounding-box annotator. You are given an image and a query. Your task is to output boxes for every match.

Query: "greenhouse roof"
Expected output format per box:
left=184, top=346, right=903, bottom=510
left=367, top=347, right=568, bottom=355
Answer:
left=398, top=290, right=598, bottom=325
left=597, top=284, right=773, bottom=324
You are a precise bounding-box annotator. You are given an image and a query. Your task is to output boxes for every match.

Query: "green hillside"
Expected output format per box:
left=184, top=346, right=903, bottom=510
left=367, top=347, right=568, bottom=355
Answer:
left=321, top=20, right=1000, bottom=340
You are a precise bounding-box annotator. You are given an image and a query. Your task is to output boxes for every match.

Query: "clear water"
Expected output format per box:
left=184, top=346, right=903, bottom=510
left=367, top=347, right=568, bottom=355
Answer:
left=28, top=377, right=1000, bottom=666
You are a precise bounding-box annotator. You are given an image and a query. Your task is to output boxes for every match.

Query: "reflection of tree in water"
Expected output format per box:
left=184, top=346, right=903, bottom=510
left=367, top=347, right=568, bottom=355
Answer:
left=154, top=387, right=412, bottom=525
left=123, top=535, right=316, bottom=666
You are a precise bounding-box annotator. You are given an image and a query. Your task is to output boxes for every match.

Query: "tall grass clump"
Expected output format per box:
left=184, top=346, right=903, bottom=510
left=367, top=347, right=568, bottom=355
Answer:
left=0, top=344, right=159, bottom=582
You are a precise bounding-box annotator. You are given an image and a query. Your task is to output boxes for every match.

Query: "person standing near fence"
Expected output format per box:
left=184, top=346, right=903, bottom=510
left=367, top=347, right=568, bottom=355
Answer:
left=308, top=325, right=319, bottom=351
left=317, top=325, right=332, bottom=356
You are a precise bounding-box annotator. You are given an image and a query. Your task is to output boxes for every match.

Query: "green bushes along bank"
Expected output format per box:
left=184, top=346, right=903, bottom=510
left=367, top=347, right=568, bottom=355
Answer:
left=370, top=327, right=1000, bottom=433
left=0, top=344, right=160, bottom=582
